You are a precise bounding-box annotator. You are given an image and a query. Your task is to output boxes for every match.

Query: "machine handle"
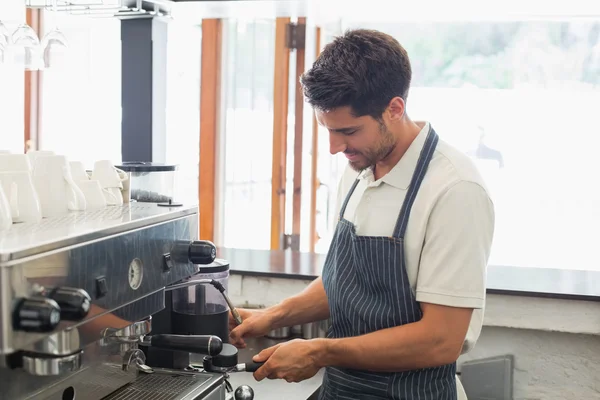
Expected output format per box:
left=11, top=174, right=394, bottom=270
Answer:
left=242, top=361, right=265, bottom=373
left=149, top=334, right=223, bottom=356
left=12, top=297, right=61, bottom=333
left=188, top=240, right=217, bottom=265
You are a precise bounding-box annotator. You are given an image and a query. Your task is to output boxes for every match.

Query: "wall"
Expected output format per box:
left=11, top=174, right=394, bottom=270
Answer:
left=0, top=0, right=25, bottom=152
left=461, top=327, right=600, bottom=399
left=229, top=274, right=600, bottom=400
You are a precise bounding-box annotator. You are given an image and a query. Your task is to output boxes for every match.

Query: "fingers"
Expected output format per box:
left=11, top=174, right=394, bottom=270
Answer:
left=253, top=362, right=270, bottom=381
left=253, top=344, right=280, bottom=362
left=229, top=325, right=248, bottom=348
left=251, top=344, right=282, bottom=381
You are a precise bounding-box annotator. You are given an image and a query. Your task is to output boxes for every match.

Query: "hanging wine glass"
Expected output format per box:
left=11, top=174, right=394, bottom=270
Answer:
left=40, top=0, right=68, bottom=69
left=0, top=32, right=7, bottom=65
left=0, top=20, right=10, bottom=43
left=11, top=23, right=41, bottom=70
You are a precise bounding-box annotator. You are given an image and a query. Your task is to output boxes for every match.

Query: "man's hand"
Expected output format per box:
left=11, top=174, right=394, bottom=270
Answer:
left=252, top=339, right=323, bottom=383
left=229, top=308, right=277, bottom=348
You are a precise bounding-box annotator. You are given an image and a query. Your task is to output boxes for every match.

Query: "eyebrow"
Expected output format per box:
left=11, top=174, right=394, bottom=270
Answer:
left=329, top=125, right=363, bottom=134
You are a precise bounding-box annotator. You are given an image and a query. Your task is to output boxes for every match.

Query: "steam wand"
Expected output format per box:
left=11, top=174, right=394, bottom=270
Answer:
left=165, top=279, right=243, bottom=326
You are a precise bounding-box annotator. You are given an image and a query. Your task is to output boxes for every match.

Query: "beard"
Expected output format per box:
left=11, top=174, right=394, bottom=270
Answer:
left=347, top=122, right=396, bottom=172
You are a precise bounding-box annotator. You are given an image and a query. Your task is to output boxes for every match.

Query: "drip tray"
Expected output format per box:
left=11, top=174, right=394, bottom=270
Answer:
left=102, top=370, right=220, bottom=400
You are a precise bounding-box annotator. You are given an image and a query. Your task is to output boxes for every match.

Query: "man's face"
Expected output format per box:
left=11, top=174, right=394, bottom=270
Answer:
left=316, top=106, right=397, bottom=172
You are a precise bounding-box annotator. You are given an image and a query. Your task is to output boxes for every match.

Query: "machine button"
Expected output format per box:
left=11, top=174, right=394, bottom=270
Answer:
left=95, top=276, right=109, bottom=299
left=163, top=253, right=174, bottom=271
left=13, top=298, right=61, bottom=333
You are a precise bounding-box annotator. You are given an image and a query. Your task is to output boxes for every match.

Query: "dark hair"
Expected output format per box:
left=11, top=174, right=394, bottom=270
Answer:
left=300, top=29, right=412, bottom=119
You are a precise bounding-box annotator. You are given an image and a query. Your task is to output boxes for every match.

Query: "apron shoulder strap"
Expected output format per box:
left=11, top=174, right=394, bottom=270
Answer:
left=392, top=127, right=439, bottom=238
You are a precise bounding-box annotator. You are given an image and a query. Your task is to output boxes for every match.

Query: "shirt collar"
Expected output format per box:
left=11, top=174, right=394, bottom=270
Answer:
left=359, top=122, right=431, bottom=190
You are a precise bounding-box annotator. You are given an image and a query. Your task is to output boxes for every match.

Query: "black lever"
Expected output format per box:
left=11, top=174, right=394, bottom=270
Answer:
left=145, top=334, right=223, bottom=356
left=239, top=361, right=265, bottom=373
left=188, top=240, right=217, bottom=265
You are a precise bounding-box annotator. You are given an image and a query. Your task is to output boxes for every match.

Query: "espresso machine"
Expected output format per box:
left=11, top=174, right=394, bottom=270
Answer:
left=0, top=203, right=255, bottom=400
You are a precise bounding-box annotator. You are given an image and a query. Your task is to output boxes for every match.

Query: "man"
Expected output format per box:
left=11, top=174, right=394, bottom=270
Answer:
left=229, top=29, right=495, bottom=399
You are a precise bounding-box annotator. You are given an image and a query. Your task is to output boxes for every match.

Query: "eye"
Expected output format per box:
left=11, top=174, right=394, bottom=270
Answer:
left=343, top=130, right=357, bottom=136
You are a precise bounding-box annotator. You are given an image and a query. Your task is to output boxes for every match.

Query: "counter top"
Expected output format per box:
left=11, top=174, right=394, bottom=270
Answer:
left=218, top=247, right=600, bottom=302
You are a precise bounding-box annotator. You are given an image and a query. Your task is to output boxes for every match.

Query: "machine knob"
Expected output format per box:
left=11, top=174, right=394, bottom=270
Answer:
left=13, top=298, right=61, bottom=333
left=234, top=385, right=255, bottom=400
left=46, top=287, right=91, bottom=321
left=188, top=240, right=217, bottom=265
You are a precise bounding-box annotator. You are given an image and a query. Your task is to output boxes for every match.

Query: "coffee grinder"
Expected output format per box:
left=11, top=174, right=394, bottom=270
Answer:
left=145, top=253, right=239, bottom=370
left=172, top=259, right=232, bottom=342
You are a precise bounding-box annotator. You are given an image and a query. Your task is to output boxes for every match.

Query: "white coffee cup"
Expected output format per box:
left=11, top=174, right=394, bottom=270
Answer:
left=92, top=160, right=127, bottom=190
left=70, top=161, right=89, bottom=182
left=33, top=155, right=87, bottom=217
left=0, top=185, right=12, bottom=230
left=0, top=154, right=32, bottom=172
left=78, top=180, right=120, bottom=210
left=0, top=171, right=43, bottom=223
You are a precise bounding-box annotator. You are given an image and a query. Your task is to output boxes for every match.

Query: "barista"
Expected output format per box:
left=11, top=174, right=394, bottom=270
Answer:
left=229, top=29, right=495, bottom=400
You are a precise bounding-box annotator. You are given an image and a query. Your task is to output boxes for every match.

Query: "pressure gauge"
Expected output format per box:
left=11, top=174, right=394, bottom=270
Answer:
left=128, top=258, right=144, bottom=290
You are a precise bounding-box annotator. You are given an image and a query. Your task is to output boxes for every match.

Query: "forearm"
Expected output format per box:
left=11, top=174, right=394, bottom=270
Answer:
left=318, top=320, right=460, bottom=372
left=268, top=276, right=330, bottom=329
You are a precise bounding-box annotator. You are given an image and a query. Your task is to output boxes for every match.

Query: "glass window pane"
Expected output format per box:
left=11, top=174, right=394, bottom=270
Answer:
left=219, top=18, right=275, bottom=250
left=316, top=19, right=600, bottom=272
left=39, top=15, right=121, bottom=167
left=165, top=22, right=202, bottom=205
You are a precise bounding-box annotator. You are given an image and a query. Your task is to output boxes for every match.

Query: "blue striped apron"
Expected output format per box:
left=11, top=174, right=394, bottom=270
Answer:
left=320, top=126, right=457, bottom=399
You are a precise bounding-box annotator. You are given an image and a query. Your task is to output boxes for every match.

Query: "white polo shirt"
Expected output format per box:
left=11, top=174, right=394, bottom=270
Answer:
left=334, top=122, right=495, bottom=353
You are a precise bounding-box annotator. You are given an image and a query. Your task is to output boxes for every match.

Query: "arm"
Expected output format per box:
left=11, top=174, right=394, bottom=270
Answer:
left=318, top=180, right=495, bottom=372
left=318, top=304, right=471, bottom=371
left=267, top=276, right=330, bottom=329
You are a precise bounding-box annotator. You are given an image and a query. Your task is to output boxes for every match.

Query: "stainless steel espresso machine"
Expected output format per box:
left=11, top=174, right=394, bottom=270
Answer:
left=0, top=204, right=255, bottom=400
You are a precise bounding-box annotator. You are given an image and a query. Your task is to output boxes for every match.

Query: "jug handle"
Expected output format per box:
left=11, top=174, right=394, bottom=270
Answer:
left=9, top=182, right=19, bottom=219
left=63, top=166, right=87, bottom=211
left=115, top=167, right=128, bottom=182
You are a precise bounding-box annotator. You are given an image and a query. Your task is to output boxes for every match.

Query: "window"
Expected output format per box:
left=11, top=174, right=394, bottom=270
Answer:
left=0, top=2, right=25, bottom=153
left=39, top=14, right=121, bottom=167
left=38, top=14, right=201, bottom=204
left=164, top=22, right=202, bottom=205
left=312, top=28, right=350, bottom=254
left=315, top=19, right=600, bottom=271
left=217, top=18, right=276, bottom=249
left=0, top=64, right=24, bottom=153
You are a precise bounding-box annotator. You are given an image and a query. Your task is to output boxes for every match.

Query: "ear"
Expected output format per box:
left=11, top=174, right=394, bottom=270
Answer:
left=386, top=97, right=405, bottom=121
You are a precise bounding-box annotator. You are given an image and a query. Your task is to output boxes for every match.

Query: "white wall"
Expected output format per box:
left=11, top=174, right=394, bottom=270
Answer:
left=461, top=327, right=600, bottom=399
left=229, top=274, right=600, bottom=400
left=0, top=0, right=25, bottom=152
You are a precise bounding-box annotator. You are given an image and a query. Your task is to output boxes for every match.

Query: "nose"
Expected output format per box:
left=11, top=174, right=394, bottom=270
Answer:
left=329, top=133, right=345, bottom=155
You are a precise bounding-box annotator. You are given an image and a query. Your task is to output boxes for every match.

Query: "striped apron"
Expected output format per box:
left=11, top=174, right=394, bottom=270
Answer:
left=320, top=126, right=457, bottom=399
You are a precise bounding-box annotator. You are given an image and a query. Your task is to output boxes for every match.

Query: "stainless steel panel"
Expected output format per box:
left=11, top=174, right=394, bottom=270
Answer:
left=0, top=204, right=197, bottom=263
left=103, top=369, right=224, bottom=400
left=203, top=384, right=227, bottom=400
left=0, top=208, right=199, bottom=354
left=0, top=203, right=227, bottom=400
left=0, top=332, right=137, bottom=400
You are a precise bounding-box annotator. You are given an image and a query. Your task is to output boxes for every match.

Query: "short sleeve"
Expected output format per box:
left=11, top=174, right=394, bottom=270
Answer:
left=415, top=180, right=495, bottom=309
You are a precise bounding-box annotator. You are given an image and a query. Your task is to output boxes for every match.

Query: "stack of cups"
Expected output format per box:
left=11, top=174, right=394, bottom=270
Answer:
left=0, top=152, right=43, bottom=228
left=90, top=160, right=127, bottom=207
